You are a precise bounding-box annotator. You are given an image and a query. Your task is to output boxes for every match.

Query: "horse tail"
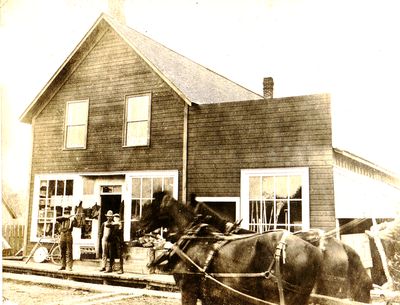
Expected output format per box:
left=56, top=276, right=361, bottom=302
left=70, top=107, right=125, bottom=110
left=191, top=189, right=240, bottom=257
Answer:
left=343, top=243, right=373, bottom=303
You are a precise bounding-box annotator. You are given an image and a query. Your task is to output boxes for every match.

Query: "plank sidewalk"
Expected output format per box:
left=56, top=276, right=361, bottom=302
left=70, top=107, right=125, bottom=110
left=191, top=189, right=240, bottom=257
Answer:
left=2, top=258, right=177, bottom=292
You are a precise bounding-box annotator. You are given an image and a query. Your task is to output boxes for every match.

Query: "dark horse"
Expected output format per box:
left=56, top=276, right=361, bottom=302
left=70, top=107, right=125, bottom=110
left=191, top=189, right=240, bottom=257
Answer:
left=189, top=195, right=373, bottom=303
left=294, top=230, right=372, bottom=303
left=140, top=191, right=322, bottom=305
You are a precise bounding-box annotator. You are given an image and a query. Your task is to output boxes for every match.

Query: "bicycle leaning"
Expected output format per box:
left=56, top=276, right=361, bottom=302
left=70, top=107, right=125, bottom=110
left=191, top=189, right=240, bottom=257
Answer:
left=25, top=236, right=62, bottom=265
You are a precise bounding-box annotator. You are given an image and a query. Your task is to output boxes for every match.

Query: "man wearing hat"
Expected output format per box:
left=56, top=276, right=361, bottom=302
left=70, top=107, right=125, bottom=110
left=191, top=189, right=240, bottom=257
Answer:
left=112, top=213, right=124, bottom=274
left=99, top=210, right=116, bottom=272
left=56, top=209, right=77, bottom=271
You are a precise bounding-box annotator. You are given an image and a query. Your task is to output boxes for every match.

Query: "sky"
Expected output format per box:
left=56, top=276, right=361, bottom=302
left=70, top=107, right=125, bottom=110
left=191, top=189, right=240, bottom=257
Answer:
left=1, top=0, right=400, bottom=195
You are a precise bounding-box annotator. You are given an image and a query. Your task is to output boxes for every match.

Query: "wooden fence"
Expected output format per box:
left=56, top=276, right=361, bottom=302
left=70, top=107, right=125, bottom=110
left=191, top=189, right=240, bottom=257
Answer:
left=2, top=224, right=24, bottom=255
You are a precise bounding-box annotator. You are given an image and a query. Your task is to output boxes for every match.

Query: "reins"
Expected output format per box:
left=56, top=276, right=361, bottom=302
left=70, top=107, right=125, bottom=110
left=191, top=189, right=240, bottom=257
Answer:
left=171, top=230, right=294, bottom=305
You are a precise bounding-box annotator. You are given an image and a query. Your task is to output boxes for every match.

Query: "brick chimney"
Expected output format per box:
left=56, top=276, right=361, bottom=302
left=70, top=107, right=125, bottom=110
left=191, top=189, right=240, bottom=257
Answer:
left=108, top=0, right=126, bottom=24
left=263, top=77, right=274, bottom=99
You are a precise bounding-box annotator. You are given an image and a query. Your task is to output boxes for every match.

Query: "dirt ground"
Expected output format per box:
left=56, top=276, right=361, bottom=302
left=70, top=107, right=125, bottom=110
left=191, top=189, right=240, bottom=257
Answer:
left=2, top=279, right=181, bottom=305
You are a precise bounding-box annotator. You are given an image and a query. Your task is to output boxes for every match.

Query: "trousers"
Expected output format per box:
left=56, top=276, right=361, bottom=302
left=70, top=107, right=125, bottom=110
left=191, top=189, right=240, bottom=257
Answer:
left=59, top=233, right=73, bottom=268
left=101, top=239, right=114, bottom=270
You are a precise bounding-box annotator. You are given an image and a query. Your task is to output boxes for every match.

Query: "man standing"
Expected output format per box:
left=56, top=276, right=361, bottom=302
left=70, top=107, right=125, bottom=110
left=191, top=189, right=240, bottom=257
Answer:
left=112, top=213, right=124, bottom=274
left=56, top=209, right=77, bottom=271
left=99, top=210, right=115, bottom=272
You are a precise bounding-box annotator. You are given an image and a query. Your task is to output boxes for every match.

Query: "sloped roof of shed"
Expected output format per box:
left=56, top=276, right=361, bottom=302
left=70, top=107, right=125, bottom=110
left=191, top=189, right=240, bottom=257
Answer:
left=20, top=13, right=262, bottom=123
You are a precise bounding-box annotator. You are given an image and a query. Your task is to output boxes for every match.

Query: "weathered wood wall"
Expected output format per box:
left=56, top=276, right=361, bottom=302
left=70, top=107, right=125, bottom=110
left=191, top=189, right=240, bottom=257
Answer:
left=27, top=30, right=185, bottom=250
left=187, top=94, right=335, bottom=230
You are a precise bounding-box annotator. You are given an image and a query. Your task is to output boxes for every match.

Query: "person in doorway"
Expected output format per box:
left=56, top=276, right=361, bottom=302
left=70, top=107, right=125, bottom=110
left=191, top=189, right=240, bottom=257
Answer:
left=112, top=213, right=124, bottom=274
left=99, top=210, right=116, bottom=272
left=56, top=209, right=77, bottom=271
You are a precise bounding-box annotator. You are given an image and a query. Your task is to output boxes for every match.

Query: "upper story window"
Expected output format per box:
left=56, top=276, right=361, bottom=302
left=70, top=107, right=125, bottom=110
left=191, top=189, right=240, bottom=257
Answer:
left=241, top=168, right=310, bottom=233
left=64, top=100, right=89, bottom=149
left=124, top=94, right=151, bottom=147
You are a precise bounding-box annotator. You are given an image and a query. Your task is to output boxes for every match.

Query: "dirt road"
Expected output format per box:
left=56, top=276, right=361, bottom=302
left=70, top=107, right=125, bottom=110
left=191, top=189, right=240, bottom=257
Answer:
left=2, top=277, right=181, bottom=305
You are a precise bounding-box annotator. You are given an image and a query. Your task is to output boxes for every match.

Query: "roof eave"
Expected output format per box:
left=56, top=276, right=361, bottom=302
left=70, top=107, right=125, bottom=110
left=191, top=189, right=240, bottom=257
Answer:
left=19, top=14, right=142, bottom=124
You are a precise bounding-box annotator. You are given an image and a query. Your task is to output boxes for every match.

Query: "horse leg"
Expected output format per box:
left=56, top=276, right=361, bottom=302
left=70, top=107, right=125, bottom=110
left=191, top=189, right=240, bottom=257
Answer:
left=181, top=289, right=198, bottom=305
left=175, top=275, right=199, bottom=305
left=343, top=244, right=373, bottom=303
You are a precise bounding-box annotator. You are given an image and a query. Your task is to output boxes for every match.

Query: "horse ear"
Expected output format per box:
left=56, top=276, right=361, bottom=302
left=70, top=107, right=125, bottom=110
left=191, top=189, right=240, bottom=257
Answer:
left=160, top=193, right=173, bottom=209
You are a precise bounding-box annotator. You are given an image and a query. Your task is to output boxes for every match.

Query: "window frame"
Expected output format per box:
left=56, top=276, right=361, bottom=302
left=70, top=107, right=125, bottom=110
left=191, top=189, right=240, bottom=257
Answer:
left=30, top=174, right=81, bottom=242
left=64, top=99, right=89, bottom=150
left=125, top=170, right=178, bottom=241
left=123, top=93, right=152, bottom=147
left=240, top=167, right=310, bottom=232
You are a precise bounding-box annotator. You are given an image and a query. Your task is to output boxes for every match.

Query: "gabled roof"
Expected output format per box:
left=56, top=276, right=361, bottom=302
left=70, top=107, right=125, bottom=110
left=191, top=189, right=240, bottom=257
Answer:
left=20, top=13, right=263, bottom=124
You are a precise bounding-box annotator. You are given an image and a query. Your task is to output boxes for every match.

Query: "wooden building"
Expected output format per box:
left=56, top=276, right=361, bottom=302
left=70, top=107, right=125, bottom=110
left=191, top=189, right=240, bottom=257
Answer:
left=20, top=14, right=400, bottom=255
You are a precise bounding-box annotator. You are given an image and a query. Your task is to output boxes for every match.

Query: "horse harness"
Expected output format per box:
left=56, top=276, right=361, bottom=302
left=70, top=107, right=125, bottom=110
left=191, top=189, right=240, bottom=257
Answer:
left=169, top=228, right=303, bottom=305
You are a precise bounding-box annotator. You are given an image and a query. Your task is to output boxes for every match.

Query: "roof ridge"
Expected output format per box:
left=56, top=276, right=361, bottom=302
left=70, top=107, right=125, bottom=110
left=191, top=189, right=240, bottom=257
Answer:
left=102, top=14, right=263, bottom=103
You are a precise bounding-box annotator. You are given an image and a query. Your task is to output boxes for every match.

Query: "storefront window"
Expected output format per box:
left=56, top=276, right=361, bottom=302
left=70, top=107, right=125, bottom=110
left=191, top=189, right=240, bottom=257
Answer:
left=36, top=178, right=74, bottom=239
left=241, top=168, right=309, bottom=232
left=127, top=172, right=177, bottom=240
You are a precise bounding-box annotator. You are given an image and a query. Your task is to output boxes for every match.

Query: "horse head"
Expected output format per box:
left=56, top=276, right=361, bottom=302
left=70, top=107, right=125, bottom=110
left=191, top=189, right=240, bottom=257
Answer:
left=139, top=191, right=196, bottom=237
left=139, top=191, right=170, bottom=233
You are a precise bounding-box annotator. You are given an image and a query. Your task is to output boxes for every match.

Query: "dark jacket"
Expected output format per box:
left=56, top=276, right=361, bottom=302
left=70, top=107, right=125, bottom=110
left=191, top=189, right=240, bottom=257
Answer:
left=99, top=221, right=119, bottom=243
left=56, top=216, right=77, bottom=235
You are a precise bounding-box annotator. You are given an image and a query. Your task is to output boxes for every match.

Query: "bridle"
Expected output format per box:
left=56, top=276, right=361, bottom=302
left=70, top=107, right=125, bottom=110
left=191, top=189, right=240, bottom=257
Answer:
left=170, top=229, right=308, bottom=305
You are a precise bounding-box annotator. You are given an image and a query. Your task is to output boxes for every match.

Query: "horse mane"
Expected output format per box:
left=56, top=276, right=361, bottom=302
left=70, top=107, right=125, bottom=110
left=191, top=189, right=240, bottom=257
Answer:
left=151, top=191, right=197, bottom=230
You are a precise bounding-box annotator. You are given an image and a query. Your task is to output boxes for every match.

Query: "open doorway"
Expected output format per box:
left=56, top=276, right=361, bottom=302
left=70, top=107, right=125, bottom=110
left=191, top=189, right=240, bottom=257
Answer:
left=99, top=194, right=122, bottom=224
left=96, top=194, right=122, bottom=258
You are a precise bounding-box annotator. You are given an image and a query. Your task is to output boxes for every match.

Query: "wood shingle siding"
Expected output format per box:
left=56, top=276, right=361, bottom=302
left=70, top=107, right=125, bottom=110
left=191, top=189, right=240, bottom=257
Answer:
left=188, top=94, right=336, bottom=229
left=30, top=30, right=184, bottom=178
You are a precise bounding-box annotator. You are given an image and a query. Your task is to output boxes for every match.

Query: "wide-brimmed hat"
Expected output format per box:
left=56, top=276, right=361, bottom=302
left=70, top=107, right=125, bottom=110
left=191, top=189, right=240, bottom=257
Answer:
left=113, top=213, right=120, bottom=218
left=105, top=210, right=114, bottom=217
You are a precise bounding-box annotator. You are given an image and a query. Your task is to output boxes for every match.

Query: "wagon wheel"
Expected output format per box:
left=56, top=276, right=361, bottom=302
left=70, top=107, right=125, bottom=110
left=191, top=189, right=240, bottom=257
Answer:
left=50, top=245, right=62, bottom=265
left=33, top=246, right=48, bottom=263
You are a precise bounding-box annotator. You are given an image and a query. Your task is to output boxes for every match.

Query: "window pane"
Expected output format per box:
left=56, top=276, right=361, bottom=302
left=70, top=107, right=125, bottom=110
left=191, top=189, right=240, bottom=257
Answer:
left=142, top=178, right=152, bottom=199
left=56, top=180, right=64, bottom=196
left=67, top=101, right=88, bottom=125
left=66, top=125, right=85, bottom=148
left=275, top=176, right=288, bottom=199
left=290, top=201, right=302, bottom=231
left=164, top=177, right=173, bottom=193
left=249, top=176, right=260, bottom=200
left=46, top=207, right=54, bottom=218
left=131, top=199, right=140, bottom=219
left=290, top=176, right=302, bottom=199
left=40, top=180, right=47, bottom=198
left=65, top=180, right=74, bottom=195
left=127, top=96, right=149, bottom=121
left=153, top=177, right=162, bottom=193
left=48, top=180, right=56, bottom=197
left=132, top=178, right=141, bottom=198
left=262, top=176, right=274, bottom=199
left=126, top=121, right=148, bottom=146
left=276, top=200, right=288, bottom=226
